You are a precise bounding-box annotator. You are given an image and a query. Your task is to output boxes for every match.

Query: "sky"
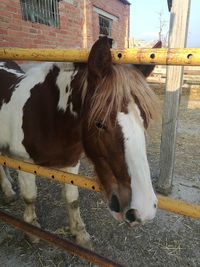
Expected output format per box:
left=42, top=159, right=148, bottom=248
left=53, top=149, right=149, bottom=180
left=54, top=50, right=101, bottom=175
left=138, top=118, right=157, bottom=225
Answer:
left=129, top=0, right=200, bottom=47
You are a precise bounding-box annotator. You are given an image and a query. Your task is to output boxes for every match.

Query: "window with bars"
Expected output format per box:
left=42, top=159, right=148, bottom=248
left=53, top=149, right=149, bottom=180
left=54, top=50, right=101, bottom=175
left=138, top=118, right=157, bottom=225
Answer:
left=20, top=0, right=60, bottom=28
left=99, top=15, right=112, bottom=37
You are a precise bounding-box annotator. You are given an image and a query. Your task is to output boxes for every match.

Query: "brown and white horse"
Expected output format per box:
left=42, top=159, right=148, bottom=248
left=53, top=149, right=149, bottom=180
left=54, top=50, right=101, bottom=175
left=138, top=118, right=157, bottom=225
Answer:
left=0, top=37, right=161, bottom=248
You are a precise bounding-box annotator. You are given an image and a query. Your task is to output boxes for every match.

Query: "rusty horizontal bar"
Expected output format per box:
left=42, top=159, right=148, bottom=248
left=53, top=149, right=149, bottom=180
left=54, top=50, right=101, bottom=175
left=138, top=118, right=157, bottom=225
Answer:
left=0, top=47, right=200, bottom=65
left=0, top=155, right=200, bottom=220
left=0, top=210, right=123, bottom=267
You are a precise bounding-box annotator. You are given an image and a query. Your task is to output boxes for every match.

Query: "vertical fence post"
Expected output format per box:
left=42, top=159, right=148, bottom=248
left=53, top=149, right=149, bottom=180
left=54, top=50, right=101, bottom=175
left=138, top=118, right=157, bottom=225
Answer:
left=157, top=0, right=191, bottom=194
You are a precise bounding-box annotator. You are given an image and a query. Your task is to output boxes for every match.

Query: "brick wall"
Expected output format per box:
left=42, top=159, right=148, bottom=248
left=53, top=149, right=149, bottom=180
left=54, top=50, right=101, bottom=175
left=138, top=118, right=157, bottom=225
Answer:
left=0, top=0, right=130, bottom=49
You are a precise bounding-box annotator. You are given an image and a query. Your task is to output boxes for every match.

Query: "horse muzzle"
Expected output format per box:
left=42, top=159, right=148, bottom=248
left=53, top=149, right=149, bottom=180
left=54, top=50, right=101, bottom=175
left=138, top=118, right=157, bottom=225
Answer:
left=108, top=194, right=141, bottom=225
left=109, top=207, right=141, bottom=226
left=108, top=194, right=156, bottom=226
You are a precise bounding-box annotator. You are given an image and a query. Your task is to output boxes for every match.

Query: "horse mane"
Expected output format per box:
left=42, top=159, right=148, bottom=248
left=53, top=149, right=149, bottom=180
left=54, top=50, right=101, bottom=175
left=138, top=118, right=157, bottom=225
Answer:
left=86, top=64, right=159, bottom=127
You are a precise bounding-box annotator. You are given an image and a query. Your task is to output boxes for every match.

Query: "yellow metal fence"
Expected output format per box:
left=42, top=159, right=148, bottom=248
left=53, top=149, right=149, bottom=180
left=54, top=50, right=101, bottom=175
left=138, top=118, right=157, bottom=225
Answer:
left=1, top=47, right=200, bottom=65
left=0, top=155, right=200, bottom=220
left=0, top=46, right=200, bottom=220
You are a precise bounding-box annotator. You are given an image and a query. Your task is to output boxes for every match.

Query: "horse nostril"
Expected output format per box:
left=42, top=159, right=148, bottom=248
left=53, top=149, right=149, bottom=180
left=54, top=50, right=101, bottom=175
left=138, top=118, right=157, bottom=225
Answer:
left=125, top=209, right=137, bottom=222
left=109, top=195, right=120, bottom=212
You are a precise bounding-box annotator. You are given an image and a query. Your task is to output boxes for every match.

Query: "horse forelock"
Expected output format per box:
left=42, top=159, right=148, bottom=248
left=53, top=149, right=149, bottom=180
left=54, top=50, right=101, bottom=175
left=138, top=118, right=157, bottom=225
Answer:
left=87, top=65, right=159, bottom=127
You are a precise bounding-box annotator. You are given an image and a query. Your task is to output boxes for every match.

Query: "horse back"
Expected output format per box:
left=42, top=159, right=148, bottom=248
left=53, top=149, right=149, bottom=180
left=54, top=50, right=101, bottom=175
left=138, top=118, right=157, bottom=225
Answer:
left=1, top=60, right=24, bottom=73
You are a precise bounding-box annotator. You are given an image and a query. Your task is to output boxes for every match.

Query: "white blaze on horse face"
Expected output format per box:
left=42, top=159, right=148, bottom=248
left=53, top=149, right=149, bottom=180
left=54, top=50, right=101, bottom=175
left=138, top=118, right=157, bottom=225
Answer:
left=117, top=102, right=157, bottom=222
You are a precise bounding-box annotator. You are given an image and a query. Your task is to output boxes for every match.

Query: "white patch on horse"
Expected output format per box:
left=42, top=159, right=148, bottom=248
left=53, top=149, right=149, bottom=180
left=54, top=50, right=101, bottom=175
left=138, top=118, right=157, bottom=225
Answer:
left=56, top=63, right=78, bottom=116
left=69, top=102, right=78, bottom=117
left=0, top=166, right=16, bottom=200
left=0, top=63, right=54, bottom=158
left=26, top=62, right=54, bottom=77
left=0, top=63, right=23, bottom=77
left=56, top=70, right=73, bottom=111
left=117, top=102, right=157, bottom=222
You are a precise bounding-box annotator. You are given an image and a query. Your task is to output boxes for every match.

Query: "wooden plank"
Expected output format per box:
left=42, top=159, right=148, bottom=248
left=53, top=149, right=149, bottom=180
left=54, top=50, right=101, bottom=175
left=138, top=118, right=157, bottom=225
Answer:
left=158, top=0, right=191, bottom=194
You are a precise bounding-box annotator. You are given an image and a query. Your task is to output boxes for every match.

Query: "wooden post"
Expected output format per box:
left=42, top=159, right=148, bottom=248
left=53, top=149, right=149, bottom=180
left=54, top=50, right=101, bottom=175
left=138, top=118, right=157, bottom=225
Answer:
left=157, top=0, right=191, bottom=194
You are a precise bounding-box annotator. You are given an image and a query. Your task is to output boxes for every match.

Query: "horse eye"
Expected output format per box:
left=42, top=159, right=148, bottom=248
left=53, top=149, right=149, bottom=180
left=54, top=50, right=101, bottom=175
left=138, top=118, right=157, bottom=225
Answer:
left=95, top=121, right=106, bottom=130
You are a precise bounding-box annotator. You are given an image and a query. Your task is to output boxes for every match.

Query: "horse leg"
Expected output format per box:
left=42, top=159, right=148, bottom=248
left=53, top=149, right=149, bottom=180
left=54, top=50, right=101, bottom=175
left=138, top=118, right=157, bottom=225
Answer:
left=62, top=163, right=92, bottom=249
left=0, top=166, right=16, bottom=203
left=18, top=170, right=40, bottom=242
left=3, top=166, right=14, bottom=183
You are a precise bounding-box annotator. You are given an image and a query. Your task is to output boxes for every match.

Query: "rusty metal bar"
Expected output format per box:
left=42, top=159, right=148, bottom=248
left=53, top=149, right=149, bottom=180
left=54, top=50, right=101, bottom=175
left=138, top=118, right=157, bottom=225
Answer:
left=0, top=155, right=200, bottom=220
left=0, top=47, right=200, bottom=65
left=0, top=210, right=123, bottom=267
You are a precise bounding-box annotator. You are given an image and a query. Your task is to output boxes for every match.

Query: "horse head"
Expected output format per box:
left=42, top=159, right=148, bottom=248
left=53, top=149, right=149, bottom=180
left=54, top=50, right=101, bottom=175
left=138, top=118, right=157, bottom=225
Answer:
left=81, top=37, right=161, bottom=225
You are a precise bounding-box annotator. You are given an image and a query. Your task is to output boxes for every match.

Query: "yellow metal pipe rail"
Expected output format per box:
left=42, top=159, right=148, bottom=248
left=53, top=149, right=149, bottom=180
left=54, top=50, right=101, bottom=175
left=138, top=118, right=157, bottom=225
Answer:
left=0, top=155, right=200, bottom=220
left=1, top=47, right=200, bottom=65
left=0, top=155, right=101, bottom=192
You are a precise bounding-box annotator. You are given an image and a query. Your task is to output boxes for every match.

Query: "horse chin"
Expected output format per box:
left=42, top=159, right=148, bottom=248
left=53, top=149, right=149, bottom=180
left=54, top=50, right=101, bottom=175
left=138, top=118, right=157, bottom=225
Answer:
left=109, top=209, right=141, bottom=227
left=109, top=209, right=123, bottom=222
left=126, top=219, right=141, bottom=227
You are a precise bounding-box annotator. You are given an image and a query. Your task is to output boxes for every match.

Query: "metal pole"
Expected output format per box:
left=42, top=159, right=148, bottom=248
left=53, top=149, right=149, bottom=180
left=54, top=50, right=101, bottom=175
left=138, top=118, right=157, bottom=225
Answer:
left=0, top=210, right=124, bottom=267
left=0, top=47, right=200, bottom=65
left=0, top=155, right=101, bottom=192
left=0, top=155, right=200, bottom=220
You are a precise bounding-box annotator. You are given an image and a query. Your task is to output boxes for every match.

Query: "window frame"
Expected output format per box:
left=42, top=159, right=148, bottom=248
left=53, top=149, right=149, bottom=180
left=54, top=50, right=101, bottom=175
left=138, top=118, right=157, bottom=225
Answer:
left=20, top=0, right=60, bottom=28
left=99, top=14, right=113, bottom=38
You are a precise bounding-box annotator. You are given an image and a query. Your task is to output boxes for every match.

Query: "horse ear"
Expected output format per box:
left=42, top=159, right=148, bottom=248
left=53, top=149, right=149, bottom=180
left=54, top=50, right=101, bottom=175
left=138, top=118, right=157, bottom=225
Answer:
left=88, top=37, right=112, bottom=80
left=134, top=41, right=162, bottom=77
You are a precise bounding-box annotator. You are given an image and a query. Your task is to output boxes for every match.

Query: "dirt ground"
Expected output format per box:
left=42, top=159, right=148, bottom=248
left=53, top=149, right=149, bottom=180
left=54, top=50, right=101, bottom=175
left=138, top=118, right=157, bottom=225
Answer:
left=0, top=95, right=199, bottom=267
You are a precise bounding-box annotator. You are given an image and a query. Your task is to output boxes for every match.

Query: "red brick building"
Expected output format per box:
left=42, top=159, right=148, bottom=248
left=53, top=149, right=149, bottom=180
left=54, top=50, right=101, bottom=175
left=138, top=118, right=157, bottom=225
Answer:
left=0, top=0, right=130, bottom=49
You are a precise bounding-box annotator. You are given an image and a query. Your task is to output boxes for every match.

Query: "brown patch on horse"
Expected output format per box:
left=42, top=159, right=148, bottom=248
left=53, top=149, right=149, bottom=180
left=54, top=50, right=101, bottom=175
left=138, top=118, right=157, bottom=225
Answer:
left=22, top=65, right=83, bottom=168
left=89, top=153, right=131, bottom=211
left=82, top=103, right=132, bottom=210
left=0, top=61, right=24, bottom=109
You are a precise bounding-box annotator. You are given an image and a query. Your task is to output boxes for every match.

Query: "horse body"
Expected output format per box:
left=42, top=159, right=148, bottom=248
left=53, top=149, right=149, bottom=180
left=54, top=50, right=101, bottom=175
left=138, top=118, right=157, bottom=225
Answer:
left=0, top=61, right=90, bottom=246
left=0, top=37, right=161, bottom=247
left=0, top=62, right=83, bottom=165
